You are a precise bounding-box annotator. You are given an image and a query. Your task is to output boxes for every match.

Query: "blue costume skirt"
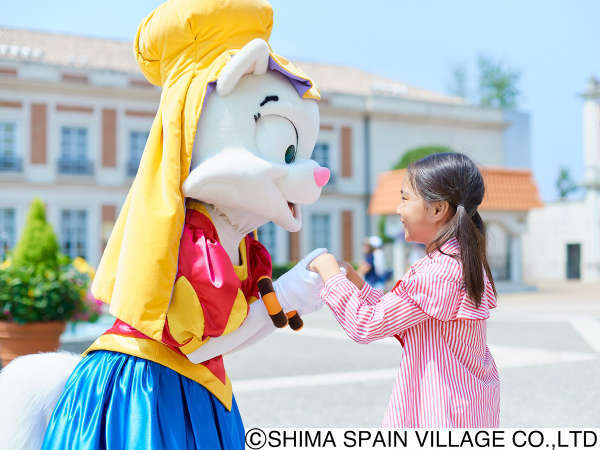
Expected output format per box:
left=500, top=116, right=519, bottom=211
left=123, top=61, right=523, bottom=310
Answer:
left=41, top=350, right=245, bottom=450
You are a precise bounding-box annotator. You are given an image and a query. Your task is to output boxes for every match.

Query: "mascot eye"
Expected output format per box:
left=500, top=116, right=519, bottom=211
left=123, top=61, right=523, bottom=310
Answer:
left=285, top=145, right=296, bottom=164
left=255, top=115, right=298, bottom=163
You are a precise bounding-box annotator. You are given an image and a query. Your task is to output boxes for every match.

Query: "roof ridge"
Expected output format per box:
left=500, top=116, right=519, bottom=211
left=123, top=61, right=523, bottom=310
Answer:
left=0, top=25, right=130, bottom=44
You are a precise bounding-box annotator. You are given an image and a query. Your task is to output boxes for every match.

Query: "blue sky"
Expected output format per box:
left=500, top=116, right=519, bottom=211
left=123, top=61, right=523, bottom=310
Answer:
left=2, top=0, right=598, bottom=201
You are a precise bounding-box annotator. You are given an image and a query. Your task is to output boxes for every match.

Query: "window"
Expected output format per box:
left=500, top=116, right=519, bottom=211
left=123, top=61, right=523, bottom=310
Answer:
left=127, top=130, right=149, bottom=176
left=257, top=222, right=277, bottom=257
left=60, top=209, right=87, bottom=259
left=311, top=214, right=330, bottom=250
left=312, top=142, right=333, bottom=184
left=0, top=208, right=16, bottom=261
left=0, top=122, right=21, bottom=172
left=312, top=143, right=329, bottom=168
left=58, top=127, right=92, bottom=174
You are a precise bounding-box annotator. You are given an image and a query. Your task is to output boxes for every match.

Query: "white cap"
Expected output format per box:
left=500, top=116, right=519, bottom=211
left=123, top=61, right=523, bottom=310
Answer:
left=367, top=235, right=383, bottom=248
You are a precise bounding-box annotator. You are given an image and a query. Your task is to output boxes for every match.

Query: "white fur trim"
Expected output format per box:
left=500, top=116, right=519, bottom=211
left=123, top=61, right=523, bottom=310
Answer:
left=0, top=352, right=80, bottom=450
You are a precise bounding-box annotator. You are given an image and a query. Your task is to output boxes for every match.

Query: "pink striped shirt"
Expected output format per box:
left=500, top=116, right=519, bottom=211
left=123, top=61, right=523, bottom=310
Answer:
left=321, top=238, right=500, bottom=427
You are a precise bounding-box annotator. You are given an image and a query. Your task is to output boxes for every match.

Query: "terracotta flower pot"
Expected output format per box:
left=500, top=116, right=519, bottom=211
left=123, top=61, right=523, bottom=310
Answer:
left=0, top=321, right=66, bottom=368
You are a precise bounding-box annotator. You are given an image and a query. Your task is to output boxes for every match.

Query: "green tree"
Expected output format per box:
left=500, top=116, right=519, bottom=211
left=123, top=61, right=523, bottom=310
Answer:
left=11, top=198, right=60, bottom=273
left=379, top=146, right=454, bottom=243
left=477, top=54, right=521, bottom=109
left=556, top=166, right=578, bottom=199
left=447, top=62, right=468, bottom=99
left=392, top=145, right=454, bottom=170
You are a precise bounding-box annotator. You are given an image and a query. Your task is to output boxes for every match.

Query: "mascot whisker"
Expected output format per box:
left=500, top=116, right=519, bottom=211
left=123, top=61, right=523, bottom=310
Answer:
left=0, top=1, right=328, bottom=448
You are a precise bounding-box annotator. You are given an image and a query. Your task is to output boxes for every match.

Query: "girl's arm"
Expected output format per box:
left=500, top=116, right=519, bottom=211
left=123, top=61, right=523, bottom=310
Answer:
left=360, top=282, right=385, bottom=306
left=339, top=260, right=384, bottom=306
left=320, top=273, right=429, bottom=343
left=310, top=254, right=433, bottom=344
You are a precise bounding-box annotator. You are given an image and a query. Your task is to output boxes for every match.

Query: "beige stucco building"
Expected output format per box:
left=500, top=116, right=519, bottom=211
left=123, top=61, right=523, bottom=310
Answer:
left=0, top=28, right=536, bottom=280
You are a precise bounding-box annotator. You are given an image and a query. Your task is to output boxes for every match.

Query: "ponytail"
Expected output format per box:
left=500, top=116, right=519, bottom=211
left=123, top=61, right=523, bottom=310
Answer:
left=453, top=206, right=496, bottom=307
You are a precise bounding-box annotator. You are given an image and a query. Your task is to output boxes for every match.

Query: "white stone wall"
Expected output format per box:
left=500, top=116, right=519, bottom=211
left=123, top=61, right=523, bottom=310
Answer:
left=486, top=222, right=510, bottom=281
left=522, top=201, right=591, bottom=282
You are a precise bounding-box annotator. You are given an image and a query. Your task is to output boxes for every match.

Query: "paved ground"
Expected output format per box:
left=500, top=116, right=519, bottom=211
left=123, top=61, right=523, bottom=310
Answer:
left=59, top=280, right=600, bottom=428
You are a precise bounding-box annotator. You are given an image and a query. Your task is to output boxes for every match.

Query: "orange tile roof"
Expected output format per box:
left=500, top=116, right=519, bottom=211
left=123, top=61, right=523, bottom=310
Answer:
left=368, top=167, right=544, bottom=215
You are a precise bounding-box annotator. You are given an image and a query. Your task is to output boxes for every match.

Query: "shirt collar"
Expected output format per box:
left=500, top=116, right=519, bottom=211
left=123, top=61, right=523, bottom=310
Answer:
left=438, top=237, right=460, bottom=256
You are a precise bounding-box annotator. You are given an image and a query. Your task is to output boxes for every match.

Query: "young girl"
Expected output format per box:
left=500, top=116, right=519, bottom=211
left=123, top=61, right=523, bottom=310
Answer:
left=310, top=152, right=500, bottom=428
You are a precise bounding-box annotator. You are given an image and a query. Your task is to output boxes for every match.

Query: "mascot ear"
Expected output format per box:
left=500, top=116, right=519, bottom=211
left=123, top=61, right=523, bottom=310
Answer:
left=216, top=38, right=270, bottom=96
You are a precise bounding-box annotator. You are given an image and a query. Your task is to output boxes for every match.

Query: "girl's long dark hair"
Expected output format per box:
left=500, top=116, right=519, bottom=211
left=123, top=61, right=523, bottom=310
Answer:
left=407, top=152, right=496, bottom=306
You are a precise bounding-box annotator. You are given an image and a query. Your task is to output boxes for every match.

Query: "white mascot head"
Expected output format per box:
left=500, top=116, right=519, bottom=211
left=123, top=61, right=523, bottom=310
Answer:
left=183, top=38, right=329, bottom=233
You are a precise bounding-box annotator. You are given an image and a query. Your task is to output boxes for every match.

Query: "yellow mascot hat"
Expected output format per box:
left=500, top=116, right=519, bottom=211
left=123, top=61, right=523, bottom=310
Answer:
left=92, top=0, right=320, bottom=340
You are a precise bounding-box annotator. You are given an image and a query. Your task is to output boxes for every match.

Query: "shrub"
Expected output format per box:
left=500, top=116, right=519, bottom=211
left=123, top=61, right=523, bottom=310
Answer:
left=11, top=198, right=60, bottom=273
left=0, top=199, right=101, bottom=324
left=0, top=263, right=94, bottom=324
left=272, top=262, right=295, bottom=280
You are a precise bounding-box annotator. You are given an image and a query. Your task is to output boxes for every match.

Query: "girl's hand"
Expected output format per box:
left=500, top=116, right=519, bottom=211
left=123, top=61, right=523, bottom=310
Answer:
left=339, top=261, right=365, bottom=290
left=308, top=253, right=341, bottom=282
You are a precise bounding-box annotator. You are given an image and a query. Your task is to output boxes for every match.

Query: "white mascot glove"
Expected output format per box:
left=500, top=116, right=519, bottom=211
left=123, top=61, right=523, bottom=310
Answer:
left=272, top=248, right=327, bottom=316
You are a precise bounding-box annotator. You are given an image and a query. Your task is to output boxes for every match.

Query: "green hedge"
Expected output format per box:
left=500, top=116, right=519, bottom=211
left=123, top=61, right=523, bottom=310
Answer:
left=0, top=198, right=100, bottom=324
left=0, top=264, right=91, bottom=324
left=272, top=263, right=295, bottom=280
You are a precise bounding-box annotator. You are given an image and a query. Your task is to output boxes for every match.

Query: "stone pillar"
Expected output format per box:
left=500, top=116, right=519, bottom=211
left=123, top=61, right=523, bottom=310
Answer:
left=586, top=189, right=600, bottom=280
left=583, top=86, right=600, bottom=281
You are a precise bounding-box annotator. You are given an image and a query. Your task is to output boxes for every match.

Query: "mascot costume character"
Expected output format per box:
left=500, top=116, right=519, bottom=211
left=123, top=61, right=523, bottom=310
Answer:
left=0, top=0, right=331, bottom=448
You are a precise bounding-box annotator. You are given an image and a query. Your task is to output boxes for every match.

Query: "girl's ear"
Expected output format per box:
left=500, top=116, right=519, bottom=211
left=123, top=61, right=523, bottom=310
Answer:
left=430, top=200, right=452, bottom=224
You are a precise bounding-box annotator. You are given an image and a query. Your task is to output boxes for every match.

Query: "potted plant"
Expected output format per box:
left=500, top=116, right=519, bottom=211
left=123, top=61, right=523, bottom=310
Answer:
left=0, top=199, right=101, bottom=367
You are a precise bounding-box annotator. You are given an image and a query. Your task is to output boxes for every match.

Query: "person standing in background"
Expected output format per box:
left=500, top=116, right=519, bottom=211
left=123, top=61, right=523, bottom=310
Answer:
left=357, top=236, right=390, bottom=289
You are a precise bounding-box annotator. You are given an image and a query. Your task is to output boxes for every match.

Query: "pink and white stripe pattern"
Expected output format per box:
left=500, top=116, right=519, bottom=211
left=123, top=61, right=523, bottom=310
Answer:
left=321, top=238, right=500, bottom=427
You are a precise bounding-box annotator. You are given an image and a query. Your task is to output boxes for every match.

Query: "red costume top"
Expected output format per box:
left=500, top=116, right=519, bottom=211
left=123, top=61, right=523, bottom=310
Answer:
left=84, top=201, right=272, bottom=410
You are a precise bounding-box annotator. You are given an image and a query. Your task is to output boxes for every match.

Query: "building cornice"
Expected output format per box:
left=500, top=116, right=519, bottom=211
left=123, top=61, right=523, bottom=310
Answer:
left=0, top=73, right=159, bottom=101
left=0, top=180, right=132, bottom=192
left=320, top=92, right=508, bottom=130
left=1, top=59, right=511, bottom=130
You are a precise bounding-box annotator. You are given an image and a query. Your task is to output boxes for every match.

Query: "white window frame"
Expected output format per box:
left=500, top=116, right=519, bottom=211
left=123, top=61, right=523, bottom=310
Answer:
left=59, top=126, right=89, bottom=167
left=120, top=114, right=153, bottom=180
left=0, top=121, right=20, bottom=171
left=313, top=129, right=338, bottom=180
left=311, top=142, right=331, bottom=169
left=257, top=222, right=277, bottom=258
left=309, top=213, right=332, bottom=251
left=127, top=129, right=150, bottom=177
left=59, top=208, right=89, bottom=260
left=0, top=207, right=17, bottom=261
left=52, top=109, right=98, bottom=178
left=0, top=104, right=25, bottom=173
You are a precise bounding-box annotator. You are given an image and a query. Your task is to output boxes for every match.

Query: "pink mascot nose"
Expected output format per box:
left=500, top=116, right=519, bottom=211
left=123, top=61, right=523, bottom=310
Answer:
left=314, top=167, right=330, bottom=187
